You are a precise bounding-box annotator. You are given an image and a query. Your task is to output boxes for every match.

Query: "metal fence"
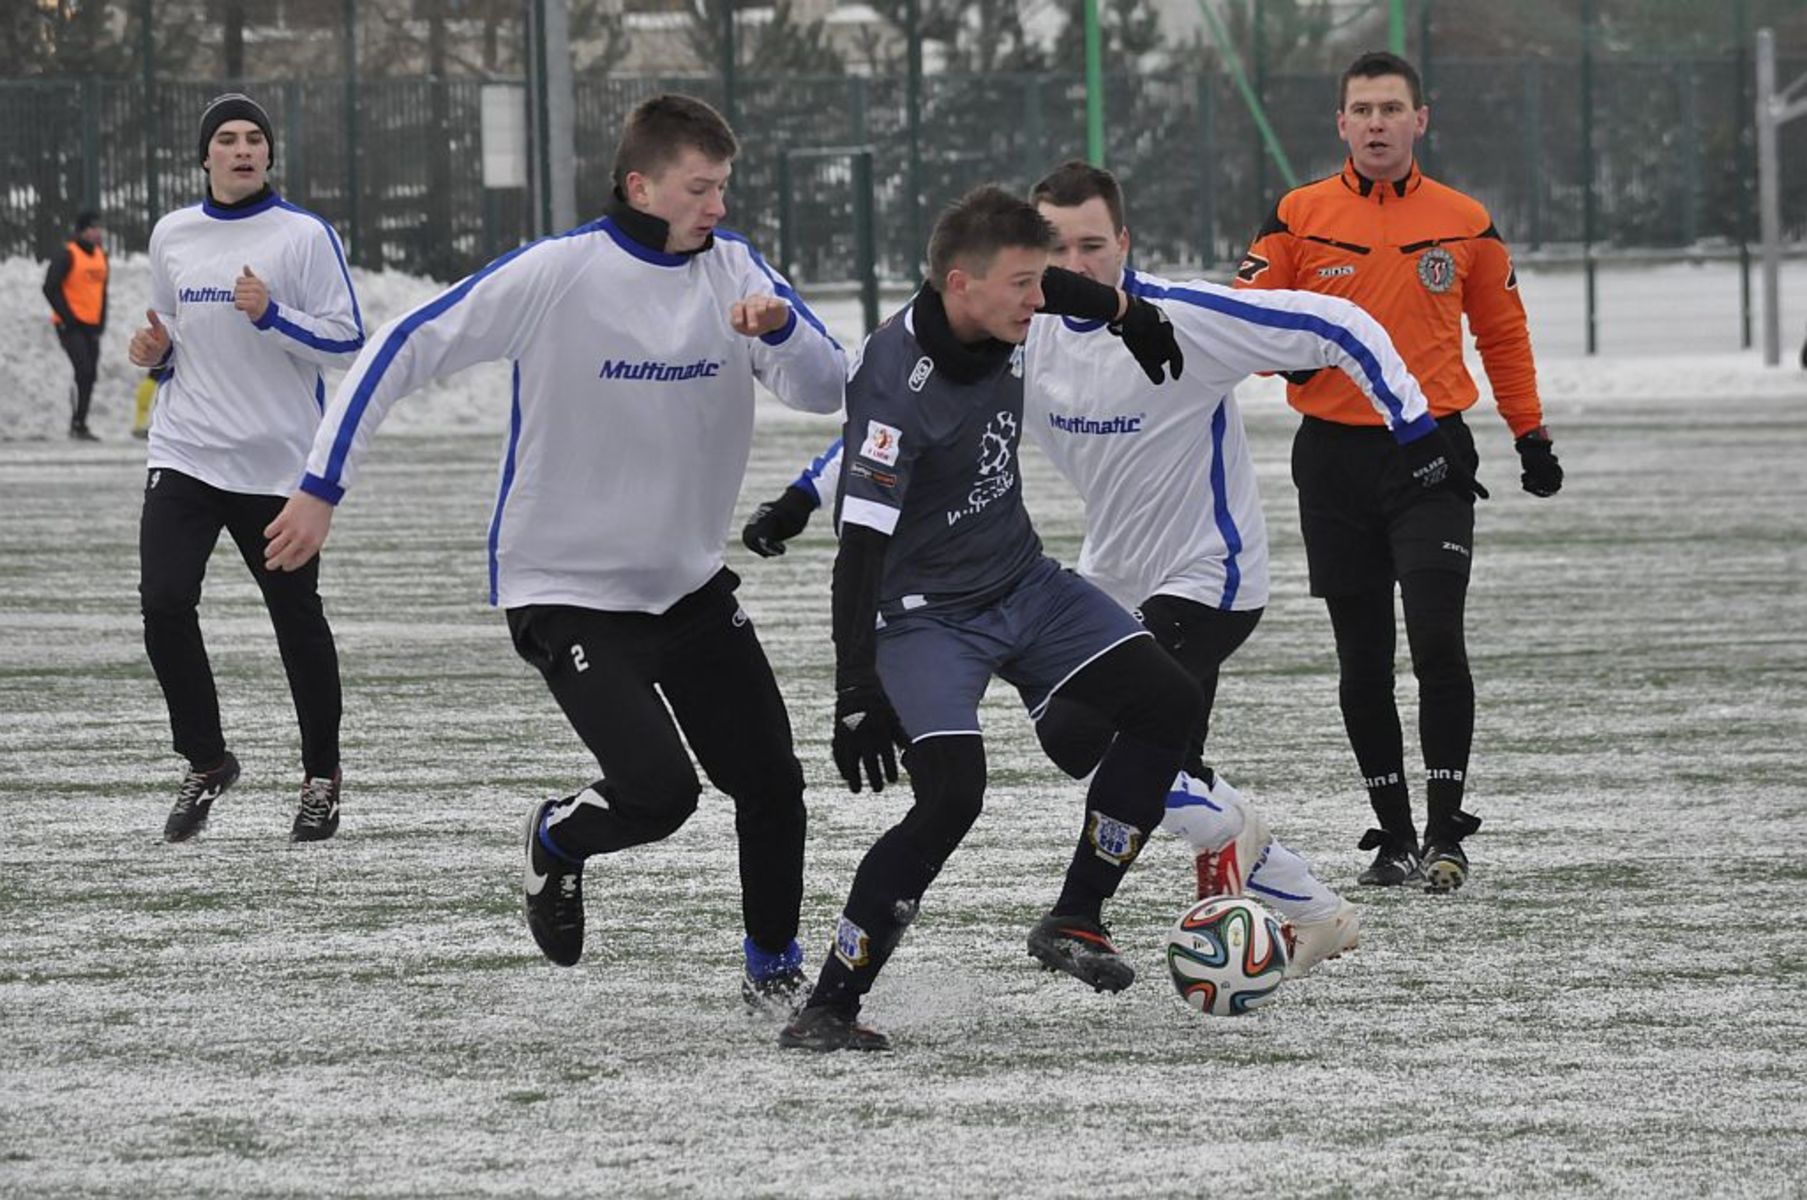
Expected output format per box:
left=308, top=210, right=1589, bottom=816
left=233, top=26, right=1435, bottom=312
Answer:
left=5, top=56, right=1804, bottom=283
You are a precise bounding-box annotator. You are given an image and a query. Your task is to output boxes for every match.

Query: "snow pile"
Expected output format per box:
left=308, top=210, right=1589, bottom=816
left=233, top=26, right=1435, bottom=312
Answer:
left=4, top=251, right=1803, bottom=444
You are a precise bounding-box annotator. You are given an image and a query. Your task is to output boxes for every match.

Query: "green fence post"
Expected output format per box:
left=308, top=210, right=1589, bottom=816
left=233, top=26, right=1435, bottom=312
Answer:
left=343, top=0, right=362, bottom=268
left=283, top=81, right=303, bottom=205
left=1197, top=72, right=1216, bottom=268
left=853, top=148, right=878, bottom=334
left=1023, top=75, right=1043, bottom=185
left=1581, top=0, right=1597, bottom=356
left=777, top=150, right=793, bottom=279
left=1524, top=59, right=1542, bottom=250
left=141, top=0, right=158, bottom=234
left=82, top=77, right=101, bottom=213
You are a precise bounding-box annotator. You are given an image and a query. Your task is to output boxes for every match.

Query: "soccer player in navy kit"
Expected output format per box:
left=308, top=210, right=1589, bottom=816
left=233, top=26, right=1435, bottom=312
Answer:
left=777, top=186, right=1203, bottom=1052
left=264, top=95, right=844, bottom=1011
left=127, top=93, right=364, bottom=844
left=753, top=164, right=1452, bottom=988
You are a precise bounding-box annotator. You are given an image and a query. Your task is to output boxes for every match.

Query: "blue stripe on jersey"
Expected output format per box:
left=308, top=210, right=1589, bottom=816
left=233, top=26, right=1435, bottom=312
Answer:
left=1207, top=399, right=1244, bottom=609
left=795, top=436, right=844, bottom=502
left=1124, top=271, right=1411, bottom=428
left=319, top=229, right=577, bottom=488
left=256, top=299, right=365, bottom=354
left=488, top=363, right=524, bottom=606
left=712, top=229, right=840, bottom=349
left=314, top=373, right=325, bottom=412
left=279, top=199, right=367, bottom=338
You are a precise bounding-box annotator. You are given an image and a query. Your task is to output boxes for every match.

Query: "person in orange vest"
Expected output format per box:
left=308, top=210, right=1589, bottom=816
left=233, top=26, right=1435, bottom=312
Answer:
left=43, top=209, right=109, bottom=441
left=1235, top=51, right=1563, bottom=896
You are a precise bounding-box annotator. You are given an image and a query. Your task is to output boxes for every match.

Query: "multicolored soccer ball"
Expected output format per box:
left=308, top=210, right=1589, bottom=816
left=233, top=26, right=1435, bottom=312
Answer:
left=1165, top=895, right=1290, bottom=1016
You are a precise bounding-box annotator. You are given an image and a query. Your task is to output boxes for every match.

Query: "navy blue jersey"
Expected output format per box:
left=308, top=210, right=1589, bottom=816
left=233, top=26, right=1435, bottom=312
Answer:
left=837, top=292, right=1044, bottom=614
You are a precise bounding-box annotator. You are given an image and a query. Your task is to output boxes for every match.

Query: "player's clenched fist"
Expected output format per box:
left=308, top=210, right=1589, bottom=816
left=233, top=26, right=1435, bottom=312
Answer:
left=234, top=263, right=270, bottom=322
left=129, top=309, right=171, bottom=368
left=730, top=294, right=791, bottom=338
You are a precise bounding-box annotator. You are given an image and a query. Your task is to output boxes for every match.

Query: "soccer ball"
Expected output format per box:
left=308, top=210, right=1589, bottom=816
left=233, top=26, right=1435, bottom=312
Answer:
left=1165, top=895, right=1290, bottom=1016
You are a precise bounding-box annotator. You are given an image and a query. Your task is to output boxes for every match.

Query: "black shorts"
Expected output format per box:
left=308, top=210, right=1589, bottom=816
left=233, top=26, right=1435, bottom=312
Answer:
left=1291, top=412, right=1478, bottom=597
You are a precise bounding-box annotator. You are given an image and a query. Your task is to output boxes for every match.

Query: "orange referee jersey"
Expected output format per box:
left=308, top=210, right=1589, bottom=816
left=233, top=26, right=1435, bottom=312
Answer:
left=51, top=240, right=109, bottom=329
left=1234, top=159, right=1544, bottom=437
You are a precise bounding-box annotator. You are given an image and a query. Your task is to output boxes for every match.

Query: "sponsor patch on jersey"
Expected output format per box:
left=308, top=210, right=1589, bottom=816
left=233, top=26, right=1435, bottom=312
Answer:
left=908, top=356, right=934, bottom=392
left=1416, top=246, right=1457, bottom=294
left=1087, top=811, right=1144, bottom=867
left=1317, top=264, right=1356, bottom=278
left=860, top=419, right=902, bottom=466
left=833, top=915, right=871, bottom=968
left=1236, top=252, right=1270, bottom=283
left=848, top=459, right=897, bottom=489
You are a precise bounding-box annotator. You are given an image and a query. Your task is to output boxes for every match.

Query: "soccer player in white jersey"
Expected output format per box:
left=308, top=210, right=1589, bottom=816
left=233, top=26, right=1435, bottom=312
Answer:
left=263, top=95, right=845, bottom=1012
left=747, top=161, right=1464, bottom=977
left=127, top=93, right=365, bottom=846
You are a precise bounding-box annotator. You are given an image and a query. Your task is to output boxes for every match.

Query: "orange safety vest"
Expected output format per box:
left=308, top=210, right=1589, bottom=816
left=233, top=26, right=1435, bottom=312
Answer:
left=1234, top=159, right=1544, bottom=437
left=54, top=241, right=109, bottom=328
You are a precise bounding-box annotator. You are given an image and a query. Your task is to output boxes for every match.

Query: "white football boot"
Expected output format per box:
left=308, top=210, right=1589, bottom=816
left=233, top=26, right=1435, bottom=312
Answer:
left=1279, top=896, right=1360, bottom=980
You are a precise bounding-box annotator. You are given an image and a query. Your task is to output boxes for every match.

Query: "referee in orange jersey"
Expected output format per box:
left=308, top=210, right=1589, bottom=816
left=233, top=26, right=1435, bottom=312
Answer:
left=1235, top=51, right=1563, bottom=894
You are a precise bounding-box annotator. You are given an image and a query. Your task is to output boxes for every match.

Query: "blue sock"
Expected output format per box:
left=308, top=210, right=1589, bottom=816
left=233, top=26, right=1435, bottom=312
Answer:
left=743, top=936, right=803, bottom=981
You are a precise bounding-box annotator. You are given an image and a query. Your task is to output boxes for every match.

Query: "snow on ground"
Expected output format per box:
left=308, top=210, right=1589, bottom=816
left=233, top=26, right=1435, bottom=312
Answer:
left=4, top=251, right=1805, bottom=444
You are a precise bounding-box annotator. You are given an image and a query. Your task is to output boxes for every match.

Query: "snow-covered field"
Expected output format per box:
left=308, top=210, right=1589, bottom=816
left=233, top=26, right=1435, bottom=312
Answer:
left=2, top=251, right=1805, bottom=1196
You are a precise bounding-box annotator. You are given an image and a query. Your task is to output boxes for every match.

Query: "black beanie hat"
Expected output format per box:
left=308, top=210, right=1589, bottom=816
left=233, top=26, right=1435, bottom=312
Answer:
left=74, top=210, right=101, bottom=234
left=197, top=93, right=275, bottom=168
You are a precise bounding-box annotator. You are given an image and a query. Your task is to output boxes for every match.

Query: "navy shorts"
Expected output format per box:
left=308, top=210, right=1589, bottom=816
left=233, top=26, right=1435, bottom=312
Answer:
left=876, top=556, right=1150, bottom=740
left=1292, top=412, right=1478, bottom=597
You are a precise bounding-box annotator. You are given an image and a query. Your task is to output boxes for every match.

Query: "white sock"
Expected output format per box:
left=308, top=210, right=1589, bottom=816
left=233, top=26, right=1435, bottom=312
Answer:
left=1158, top=769, right=1241, bottom=852
left=1249, top=839, right=1344, bottom=924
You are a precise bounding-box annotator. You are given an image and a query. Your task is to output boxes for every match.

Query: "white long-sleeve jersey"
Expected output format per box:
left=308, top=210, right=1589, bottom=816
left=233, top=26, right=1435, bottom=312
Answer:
left=793, top=267, right=1431, bottom=614
left=145, top=191, right=365, bottom=495
left=302, top=220, right=845, bottom=613
left=1024, top=267, right=1433, bottom=612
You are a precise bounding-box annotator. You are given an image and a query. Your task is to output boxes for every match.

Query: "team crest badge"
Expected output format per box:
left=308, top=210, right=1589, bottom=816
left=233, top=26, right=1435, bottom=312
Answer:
left=833, top=915, right=871, bottom=968
left=1087, top=811, right=1144, bottom=866
left=860, top=419, right=902, bottom=466
left=1417, top=246, right=1456, bottom=294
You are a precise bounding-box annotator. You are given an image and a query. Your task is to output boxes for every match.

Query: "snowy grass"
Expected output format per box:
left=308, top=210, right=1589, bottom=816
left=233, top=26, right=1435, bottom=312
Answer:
left=3, top=381, right=1805, bottom=1196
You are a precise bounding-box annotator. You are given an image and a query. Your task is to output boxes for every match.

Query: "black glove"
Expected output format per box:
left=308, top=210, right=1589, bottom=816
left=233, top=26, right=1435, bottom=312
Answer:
left=832, top=676, right=907, bottom=793
left=1401, top=426, right=1488, bottom=501
left=1109, top=296, right=1184, bottom=385
left=742, top=485, right=818, bottom=557
left=1514, top=426, right=1563, bottom=497
left=1279, top=368, right=1321, bottom=386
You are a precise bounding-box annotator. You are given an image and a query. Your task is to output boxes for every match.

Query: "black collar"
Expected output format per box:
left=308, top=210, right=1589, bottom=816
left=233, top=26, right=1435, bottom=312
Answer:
left=606, top=189, right=713, bottom=258
left=911, top=287, right=1014, bottom=385
left=207, top=183, right=275, bottom=211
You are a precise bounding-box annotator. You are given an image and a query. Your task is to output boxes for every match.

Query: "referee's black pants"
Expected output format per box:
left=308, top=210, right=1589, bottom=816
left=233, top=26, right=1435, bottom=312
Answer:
left=139, top=468, right=342, bottom=778
left=506, top=568, right=806, bottom=952
left=57, top=324, right=101, bottom=431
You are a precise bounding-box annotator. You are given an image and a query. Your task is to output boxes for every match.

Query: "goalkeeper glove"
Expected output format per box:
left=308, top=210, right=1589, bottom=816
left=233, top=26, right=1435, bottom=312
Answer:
left=832, top=674, right=907, bottom=794
left=1401, top=426, right=1489, bottom=501
left=1514, top=426, right=1563, bottom=497
left=742, top=485, right=818, bottom=557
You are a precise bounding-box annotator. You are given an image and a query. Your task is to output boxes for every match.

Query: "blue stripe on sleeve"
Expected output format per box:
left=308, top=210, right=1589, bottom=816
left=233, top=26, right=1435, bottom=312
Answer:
left=280, top=200, right=366, bottom=337
left=795, top=436, right=843, bottom=502
left=488, top=363, right=524, bottom=607
left=1207, top=399, right=1244, bottom=608
left=257, top=299, right=365, bottom=354
left=1125, top=275, right=1411, bottom=428
left=714, top=229, right=840, bottom=349
left=319, top=236, right=548, bottom=489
